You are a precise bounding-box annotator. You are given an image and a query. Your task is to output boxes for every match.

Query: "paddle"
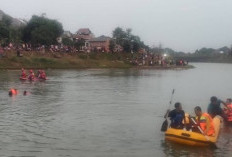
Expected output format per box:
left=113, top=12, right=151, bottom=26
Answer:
left=161, top=89, right=175, bottom=132
left=191, top=117, right=217, bottom=148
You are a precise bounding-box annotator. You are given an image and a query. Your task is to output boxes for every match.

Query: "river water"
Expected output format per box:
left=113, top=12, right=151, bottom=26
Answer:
left=0, top=63, right=232, bottom=157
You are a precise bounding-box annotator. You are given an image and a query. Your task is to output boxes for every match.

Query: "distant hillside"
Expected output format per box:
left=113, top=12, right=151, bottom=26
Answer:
left=0, top=9, right=26, bottom=27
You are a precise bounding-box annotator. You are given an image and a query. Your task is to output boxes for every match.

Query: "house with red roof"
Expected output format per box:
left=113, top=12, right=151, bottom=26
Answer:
left=73, top=28, right=95, bottom=51
left=89, top=35, right=111, bottom=52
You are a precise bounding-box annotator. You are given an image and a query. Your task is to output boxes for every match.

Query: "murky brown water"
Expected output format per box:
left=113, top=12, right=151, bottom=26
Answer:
left=0, top=63, right=232, bottom=157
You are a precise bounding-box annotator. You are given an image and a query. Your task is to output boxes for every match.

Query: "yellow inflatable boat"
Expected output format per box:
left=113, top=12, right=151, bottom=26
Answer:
left=165, top=116, right=221, bottom=146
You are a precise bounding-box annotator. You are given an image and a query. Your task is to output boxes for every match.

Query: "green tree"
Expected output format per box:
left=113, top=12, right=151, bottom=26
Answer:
left=9, top=28, right=23, bottom=44
left=109, top=39, right=116, bottom=52
left=0, top=24, right=9, bottom=40
left=112, top=27, right=147, bottom=53
left=1, top=14, right=12, bottom=26
left=62, top=38, right=74, bottom=46
left=23, top=15, right=63, bottom=46
left=0, top=14, right=12, bottom=45
left=113, top=27, right=127, bottom=46
left=74, top=38, right=85, bottom=50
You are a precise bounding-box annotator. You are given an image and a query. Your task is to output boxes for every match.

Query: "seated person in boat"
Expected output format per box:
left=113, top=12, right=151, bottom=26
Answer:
left=165, top=102, right=186, bottom=129
left=21, top=68, right=27, bottom=79
left=224, top=98, right=232, bottom=121
left=40, top=70, right=47, bottom=79
left=207, top=96, right=229, bottom=119
left=194, top=106, right=215, bottom=136
left=37, top=70, right=42, bottom=78
left=28, top=70, right=35, bottom=80
left=226, top=98, right=232, bottom=109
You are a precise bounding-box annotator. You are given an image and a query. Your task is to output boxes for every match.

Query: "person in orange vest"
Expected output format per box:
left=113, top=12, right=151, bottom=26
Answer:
left=224, top=98, right=232, bottom=122
left=40, top=70, right=47, bottom=80
left=194, top=106, right=215, bottom=136
left=28, top=69, right=35, bottom=81
left=226, top=98, right=232, bottom=108
left=37, top=70, right=42, bottom=78
left=9, top=88, right=18, bottom=96
left=21, top=68, right=27, bottom=79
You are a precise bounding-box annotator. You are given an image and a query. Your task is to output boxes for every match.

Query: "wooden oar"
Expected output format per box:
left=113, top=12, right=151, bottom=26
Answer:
left=161, top=89, right=175, bottom=132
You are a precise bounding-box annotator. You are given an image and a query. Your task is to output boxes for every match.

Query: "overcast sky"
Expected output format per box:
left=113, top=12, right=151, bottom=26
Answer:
left=1, top=0, right=232, bottom=52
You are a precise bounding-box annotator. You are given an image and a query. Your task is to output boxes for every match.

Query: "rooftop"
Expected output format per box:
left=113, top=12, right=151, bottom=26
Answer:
left=89, top=35, right=111, bottom=42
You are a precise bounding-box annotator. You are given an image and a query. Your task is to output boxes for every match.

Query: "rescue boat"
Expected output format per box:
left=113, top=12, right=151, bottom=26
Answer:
left=165, top=115, right=221, bottom=146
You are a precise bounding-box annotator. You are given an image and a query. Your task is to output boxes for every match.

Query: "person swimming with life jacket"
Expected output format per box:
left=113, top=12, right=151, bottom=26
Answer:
left=8, top=88, right=18, bottom=96
left=164, top=102, right=186, bottom=129
left=193, top=106, right=215, bottom=136
left=23, top=90, right=30, bottom=96
left=28, top=69, right=35, bottom=81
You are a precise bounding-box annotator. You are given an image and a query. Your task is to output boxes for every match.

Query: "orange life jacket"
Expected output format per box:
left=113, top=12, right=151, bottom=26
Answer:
left=10, top=89, right=18, bottom=95
left=196, top=113, right=215, bottom=136
left=21, top=71, right=27, bottom=78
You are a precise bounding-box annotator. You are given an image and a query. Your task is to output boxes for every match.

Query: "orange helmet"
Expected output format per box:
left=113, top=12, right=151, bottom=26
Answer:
left=29, top=69, right=33, bottom=73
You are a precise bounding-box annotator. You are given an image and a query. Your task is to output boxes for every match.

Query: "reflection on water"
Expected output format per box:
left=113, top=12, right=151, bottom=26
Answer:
left=0, top=63, right=232, bottom=157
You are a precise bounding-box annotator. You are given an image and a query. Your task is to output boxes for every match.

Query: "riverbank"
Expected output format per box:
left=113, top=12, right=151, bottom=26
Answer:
left=0, top=51, right=193, bottom=70
left=174, top=56, right=232, bottom=64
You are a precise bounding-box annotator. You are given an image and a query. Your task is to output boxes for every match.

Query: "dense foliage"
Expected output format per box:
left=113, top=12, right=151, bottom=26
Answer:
left=0, top=14, right=23, bottom=46
left=112, top=27, right=148, bottom=53
left=22, top=15, right=63, bottom=46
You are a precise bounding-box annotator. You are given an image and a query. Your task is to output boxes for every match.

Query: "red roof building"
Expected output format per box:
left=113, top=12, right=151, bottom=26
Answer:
left=73, top=28, right=94, bottom=41
left=89, top=35, right=111, bottom=52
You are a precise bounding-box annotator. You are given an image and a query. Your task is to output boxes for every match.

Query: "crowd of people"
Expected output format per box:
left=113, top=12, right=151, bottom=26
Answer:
left=0, top=43, right=84, bottom=55
left=0, top=43, right=189, bottom=67
left=165, top=97, right=232, bottom=136
left=130, top=53, right=188, bottom=67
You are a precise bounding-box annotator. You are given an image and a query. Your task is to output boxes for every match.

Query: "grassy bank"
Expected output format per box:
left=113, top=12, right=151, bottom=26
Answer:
left=0, top=51, right=133, bottom=69
left=0, top=51, right=193, bottom=70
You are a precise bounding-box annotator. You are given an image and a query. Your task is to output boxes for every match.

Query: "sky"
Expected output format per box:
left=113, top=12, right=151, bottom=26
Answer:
left=1, top=0, right=232, bottom=52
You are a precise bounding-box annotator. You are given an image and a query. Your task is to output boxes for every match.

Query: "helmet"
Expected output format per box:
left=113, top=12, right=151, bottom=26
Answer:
left=30, top=70, right=33, bottom=73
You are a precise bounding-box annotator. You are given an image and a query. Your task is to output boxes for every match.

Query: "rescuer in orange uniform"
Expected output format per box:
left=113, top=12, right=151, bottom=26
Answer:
left=194, top=106, right=215, bottom=136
